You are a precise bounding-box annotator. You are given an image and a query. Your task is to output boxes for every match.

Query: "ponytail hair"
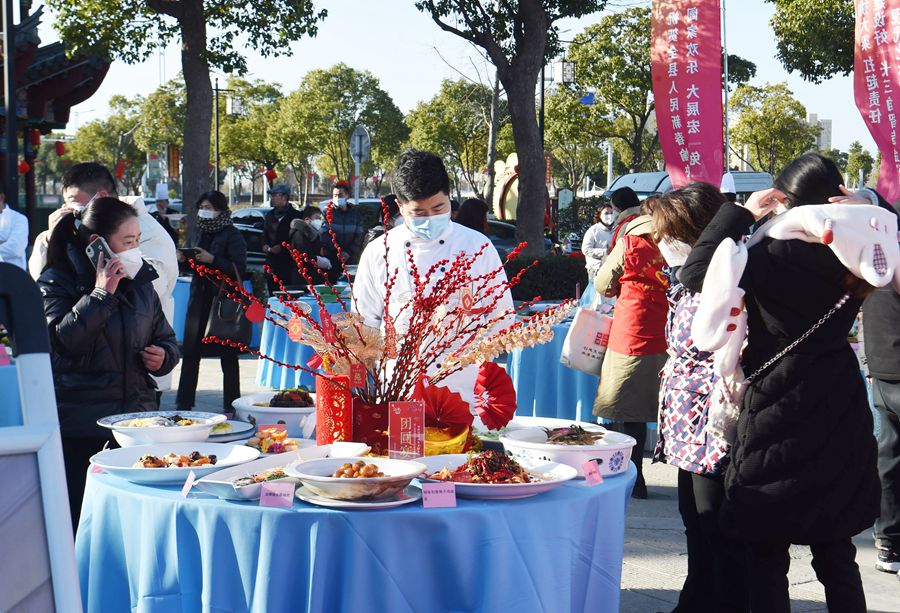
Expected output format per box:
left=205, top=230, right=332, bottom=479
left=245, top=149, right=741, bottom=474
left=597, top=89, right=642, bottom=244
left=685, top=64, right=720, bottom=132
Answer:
left=45, top=197, right=137, bottom=272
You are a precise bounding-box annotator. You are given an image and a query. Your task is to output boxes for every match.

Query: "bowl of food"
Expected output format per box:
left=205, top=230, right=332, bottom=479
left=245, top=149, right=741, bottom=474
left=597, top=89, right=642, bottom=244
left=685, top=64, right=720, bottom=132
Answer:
left=231, top=389, right=316, bottom=438
left=97, top=411, right=227, bottom=447
left=284, top=456, right=427, bottom=501
left=499, top=423, right=636, bottom=478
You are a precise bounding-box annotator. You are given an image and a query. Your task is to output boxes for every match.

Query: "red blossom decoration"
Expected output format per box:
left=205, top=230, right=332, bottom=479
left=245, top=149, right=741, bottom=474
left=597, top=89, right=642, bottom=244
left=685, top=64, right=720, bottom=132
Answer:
left=412, top=377, right=473, bottom=429
left=474, top=362, right=517, bottom=430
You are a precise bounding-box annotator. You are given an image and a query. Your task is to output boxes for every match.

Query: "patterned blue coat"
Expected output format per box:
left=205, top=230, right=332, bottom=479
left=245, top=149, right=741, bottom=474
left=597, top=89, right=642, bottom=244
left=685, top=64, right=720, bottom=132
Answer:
left=653, top=283, right=729, bottom=475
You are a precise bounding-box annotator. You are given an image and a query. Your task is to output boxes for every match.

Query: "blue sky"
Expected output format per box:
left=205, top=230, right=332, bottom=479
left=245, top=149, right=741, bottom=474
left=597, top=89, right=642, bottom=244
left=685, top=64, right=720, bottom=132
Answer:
left=37, top=0, right=874, bottom=154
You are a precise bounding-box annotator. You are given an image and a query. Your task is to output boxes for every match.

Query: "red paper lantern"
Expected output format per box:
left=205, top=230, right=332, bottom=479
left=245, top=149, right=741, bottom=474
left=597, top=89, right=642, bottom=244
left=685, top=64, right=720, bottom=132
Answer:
left=17, top=161, right=30, bottom=174
left=55, top=141, right=65, bottom=156
left=264, top=168, right=278, bottom=182
left=29, top=131, right=41, bottom=147
left=115, top=159, right=125, bottom=179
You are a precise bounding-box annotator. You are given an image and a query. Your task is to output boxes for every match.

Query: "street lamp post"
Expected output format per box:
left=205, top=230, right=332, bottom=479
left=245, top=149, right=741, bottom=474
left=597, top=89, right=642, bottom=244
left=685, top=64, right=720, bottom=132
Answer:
left=213, top=78, right=236, bottom=189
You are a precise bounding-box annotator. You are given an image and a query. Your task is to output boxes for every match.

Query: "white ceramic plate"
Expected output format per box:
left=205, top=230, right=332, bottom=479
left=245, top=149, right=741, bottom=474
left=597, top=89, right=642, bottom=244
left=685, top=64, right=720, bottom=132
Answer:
left=415, top=453, right=577, bottom=499
left=285, top=456, right=427, bottom=501
left=231, top=392, right=317, bottom=438
left=193, top=447, right=326, bottom=500
left=90, top=442, right=260, bottom=485
left=295, top=484, right=422, bottom=510
left=208, top=420, right=256, bottom=443
left=97, top=411, right=227, bottom=447
left=500, top=426, right=635, bottom=478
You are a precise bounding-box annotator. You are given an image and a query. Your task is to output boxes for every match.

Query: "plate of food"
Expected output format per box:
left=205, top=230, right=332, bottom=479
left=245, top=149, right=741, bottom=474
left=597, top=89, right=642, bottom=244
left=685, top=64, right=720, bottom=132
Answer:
left=416, top=450, right=577, bottom=499
left=500, top=423, right=635, bottom=478
left=193, top=441, right=371, bottom=500
left=231, top=389, right=316, bottom=438
left=89, top=442, right=260, bottom=485
left=97, top=411, right=227, bottom=447
left=295, top=484, right=421, bottom=510
left=285, top=456, right=427, bottom=502
left=208, top=420, right=255, bottom=443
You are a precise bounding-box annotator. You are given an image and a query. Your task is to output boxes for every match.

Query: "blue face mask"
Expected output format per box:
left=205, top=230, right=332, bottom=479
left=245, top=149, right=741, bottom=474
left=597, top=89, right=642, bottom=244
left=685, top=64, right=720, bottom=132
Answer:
left=406, top=212, right=451, bottom=241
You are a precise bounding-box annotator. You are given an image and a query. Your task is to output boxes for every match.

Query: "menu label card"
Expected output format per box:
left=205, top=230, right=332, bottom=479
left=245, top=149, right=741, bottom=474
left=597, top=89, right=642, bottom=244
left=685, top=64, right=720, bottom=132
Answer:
left=90, top=464, right=104, bottom=475
left=181, top=470, right=197, bottom=497
left=583, top=460, right=603, bottom=486
left=422, top=482, right=457, bottom=508
left=388, top=401, right=425, bottom=459
left=0, top=350, right=9, bottom=366
left=259, top=482, right=295, bottom=508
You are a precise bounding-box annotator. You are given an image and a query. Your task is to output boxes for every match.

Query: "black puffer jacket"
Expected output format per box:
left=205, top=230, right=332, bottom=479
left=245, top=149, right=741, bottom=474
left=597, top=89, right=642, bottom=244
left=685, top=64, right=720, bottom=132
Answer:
left=38, top=243, right=180, bottom=438
left=680, top=203, right=880, bottom=545
left=183, top=224, right=247, bottom=358
left=263, top=206, right=303, bottom=284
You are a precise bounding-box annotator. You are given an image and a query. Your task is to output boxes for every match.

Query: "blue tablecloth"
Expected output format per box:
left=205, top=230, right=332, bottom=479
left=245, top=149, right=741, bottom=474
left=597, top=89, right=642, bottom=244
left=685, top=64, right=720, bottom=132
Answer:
left=508, top=322, right=600, bottom=422
left=172, top=277, right=261, bottom=347
left=0, top=364, right=22, bottom=427
left=256, top=296, right=346, bottom=389
left=76, top=465, right=636, bottom=613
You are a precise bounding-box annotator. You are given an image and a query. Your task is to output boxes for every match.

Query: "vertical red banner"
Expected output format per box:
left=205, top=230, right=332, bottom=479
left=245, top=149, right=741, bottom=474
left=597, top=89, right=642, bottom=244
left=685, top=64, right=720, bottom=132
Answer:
left=651, top=0, right=724, bottom=189
left=855, top=0, right=900, bottom=203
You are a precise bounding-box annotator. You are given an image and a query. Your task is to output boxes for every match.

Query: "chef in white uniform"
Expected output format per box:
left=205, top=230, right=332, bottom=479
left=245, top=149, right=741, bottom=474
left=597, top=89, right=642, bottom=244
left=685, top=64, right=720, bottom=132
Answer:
left=354, top=149, right=514, bottom=425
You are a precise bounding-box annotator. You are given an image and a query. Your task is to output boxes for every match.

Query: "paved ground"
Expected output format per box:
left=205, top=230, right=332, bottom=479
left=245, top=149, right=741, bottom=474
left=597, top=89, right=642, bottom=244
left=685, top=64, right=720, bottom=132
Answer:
left=164, top=356, right=899, bottom=612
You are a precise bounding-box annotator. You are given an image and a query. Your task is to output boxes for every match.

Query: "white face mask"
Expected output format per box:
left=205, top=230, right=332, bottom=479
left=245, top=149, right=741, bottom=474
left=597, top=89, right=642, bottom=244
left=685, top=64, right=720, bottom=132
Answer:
left=406, top=211, right=451, bottom=241
left=116, top=247, right=144, bottom=279
left=657, top=239, right=693, bottom=268
left=310, top=218, right=324, bottom=231
left=600, top=211, right=616, bottom=226
left=393, top=216, right=405, bottom=228
left=198, top=209, right=215, bottom=219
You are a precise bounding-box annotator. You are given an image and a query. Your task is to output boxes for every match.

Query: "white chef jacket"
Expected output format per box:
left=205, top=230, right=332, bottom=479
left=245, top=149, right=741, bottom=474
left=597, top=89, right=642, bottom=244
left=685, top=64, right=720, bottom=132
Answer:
left=0, top=205, right=28, bottom=270
left=354, top=221, right=514, bottom=424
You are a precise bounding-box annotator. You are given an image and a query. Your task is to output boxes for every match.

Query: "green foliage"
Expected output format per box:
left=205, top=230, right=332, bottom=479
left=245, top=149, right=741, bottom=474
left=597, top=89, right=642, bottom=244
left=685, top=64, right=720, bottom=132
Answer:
left=730, top=82, right=820, bottom=176
left=219, top=77, right=284, bottom=176
left=846, top=141, right=875, bottom=187
left=557, top=195, right=609, bottom=238
left=505, top=254, right=588, bottom=301
left=35, top=133, right=69, bottom=195
left=821, top=148, right=849, bottom=174
left=66, top=95, right=146, bottom=194
left=47, top=0, right=327, bottom=74
left=544, top=90, right=608, bottom=190
left=407, top=79, right=508, bottom=198
left=134, top=78, right=186, bottom=150
left=275, top=64, right=407, bottom=185
left=766, top=0, right=855, bottom=83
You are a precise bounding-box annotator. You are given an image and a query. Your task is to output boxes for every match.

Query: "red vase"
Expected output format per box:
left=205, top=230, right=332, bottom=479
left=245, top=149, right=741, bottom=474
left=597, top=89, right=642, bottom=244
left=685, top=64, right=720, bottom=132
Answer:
left=352, top=398, right=389, bottom=456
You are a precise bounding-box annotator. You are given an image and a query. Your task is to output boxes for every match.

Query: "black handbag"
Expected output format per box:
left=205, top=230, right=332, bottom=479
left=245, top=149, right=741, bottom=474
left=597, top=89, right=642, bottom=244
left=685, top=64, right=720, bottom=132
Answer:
left=204, top=262, right=252, bottom=348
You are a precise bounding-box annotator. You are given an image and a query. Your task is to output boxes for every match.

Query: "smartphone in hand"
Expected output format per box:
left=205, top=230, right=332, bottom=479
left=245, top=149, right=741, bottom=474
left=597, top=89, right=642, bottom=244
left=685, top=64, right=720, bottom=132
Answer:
left=85, top=236, right=116, bottom=270
left=178, top=247, right=199, bottom=259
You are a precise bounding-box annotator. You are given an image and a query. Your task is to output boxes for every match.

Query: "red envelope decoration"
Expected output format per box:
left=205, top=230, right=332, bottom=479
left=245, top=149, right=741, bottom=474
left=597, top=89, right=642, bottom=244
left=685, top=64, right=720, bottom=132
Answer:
left=412, top=377, right=473, bottom=429
left=307, top=353, right=323, bottom=370
left=474, top=362, right=517, bottom=431
left=246, top=301, right=266, bottom=323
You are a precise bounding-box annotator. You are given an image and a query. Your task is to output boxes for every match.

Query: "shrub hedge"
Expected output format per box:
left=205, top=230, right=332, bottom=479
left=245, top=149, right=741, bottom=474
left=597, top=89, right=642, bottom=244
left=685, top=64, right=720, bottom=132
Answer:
left=505, top=253, right=588, bottom=301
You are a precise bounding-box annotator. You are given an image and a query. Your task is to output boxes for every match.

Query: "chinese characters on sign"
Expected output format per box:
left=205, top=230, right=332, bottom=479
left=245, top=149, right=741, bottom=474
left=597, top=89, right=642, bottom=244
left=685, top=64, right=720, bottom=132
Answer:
left=651, top=0, right=724, bottom=189
left=388, top=400, right=425, bottom=460
left=855, top=0, right=900, bottom=203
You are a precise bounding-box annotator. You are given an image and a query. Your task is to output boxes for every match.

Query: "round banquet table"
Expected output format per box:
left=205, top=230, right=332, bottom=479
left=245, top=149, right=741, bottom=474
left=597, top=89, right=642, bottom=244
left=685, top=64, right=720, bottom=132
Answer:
left=76, top=465, right=637, bottom=613
left=507, top=322, right=600, bottom=423
left=255, top=296, right=347, bottom=390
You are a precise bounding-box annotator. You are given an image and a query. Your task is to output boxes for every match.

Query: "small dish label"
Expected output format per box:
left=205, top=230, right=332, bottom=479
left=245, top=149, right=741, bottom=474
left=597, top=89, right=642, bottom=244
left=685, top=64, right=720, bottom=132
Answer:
left=422, top=482, right=457, bottom=508
left=259, top=482, right=295, bottom=508
left=181, top=470, right=197, bottom=497
left=583, top=460, right=603, bottom=485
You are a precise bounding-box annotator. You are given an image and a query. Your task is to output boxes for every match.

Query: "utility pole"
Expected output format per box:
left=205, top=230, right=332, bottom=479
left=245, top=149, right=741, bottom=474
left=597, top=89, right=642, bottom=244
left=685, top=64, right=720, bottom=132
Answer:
left=3, top=0, right=17, bottom=207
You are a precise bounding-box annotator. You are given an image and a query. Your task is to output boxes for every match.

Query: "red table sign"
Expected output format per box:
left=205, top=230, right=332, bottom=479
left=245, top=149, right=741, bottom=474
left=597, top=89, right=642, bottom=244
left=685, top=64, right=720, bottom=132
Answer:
left=422, top=482, right=457, bottom=508
left=316, top=374, right=352, bottom=445
left=388, top=401, right=425, bottom=459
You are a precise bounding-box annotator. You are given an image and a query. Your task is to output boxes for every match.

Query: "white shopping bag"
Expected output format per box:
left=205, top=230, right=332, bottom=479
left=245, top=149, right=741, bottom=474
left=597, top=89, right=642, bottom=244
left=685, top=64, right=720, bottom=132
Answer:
left=560, top=307, right=612, bottom=376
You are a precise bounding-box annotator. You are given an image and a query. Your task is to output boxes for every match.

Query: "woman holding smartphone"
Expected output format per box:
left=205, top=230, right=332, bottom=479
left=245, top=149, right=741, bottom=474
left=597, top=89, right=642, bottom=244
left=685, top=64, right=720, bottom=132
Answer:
left=176, top=190, right=247, bottom=412
left=38, top=197, right=180, bottom=527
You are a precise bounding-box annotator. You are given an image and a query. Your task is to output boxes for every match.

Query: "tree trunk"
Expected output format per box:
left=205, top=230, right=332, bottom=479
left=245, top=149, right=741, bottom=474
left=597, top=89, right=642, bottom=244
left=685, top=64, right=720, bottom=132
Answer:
left=503, top=74, right=547, bottom=258
left=485, top=71, right=500, bottom=205
left=179, top=0, right=213, bottom=245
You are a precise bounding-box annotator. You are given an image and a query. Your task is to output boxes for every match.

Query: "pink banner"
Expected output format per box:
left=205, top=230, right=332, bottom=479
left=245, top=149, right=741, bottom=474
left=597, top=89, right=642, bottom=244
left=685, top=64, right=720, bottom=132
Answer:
left=651, top=0, right=724, bottom=189
left=855, top=0, right=900, bottom=203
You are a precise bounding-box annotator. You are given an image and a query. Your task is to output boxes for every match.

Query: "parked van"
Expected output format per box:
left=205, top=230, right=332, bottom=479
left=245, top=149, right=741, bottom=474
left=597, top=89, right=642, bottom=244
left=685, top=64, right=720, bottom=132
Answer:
left=604, top=170, right=773, bottom=202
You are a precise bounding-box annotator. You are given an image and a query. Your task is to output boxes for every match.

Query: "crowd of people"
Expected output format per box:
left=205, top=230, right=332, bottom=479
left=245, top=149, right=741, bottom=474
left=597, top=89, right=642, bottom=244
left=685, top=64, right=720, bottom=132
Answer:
left=1, top=146, right=898, bottom=611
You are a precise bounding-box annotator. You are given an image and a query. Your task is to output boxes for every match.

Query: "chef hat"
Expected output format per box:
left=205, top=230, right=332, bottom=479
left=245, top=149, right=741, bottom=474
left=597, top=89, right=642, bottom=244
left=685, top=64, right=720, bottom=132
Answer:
left=155, top=183, right=169, bottom=201
left=720, top=172, right=736, bottom=194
